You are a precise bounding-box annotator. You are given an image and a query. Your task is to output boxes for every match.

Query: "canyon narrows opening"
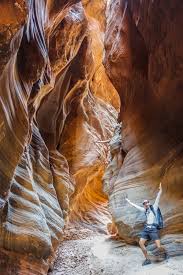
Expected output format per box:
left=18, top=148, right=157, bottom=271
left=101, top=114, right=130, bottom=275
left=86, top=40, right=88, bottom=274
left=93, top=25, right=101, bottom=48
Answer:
left=0, top=1, right=183, bottom=275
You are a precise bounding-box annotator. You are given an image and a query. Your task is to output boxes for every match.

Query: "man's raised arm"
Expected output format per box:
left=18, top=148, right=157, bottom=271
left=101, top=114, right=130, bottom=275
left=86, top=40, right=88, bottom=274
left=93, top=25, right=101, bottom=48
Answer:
left=153, top=182, right=162, bottom=210
left=125, top=198, right=145, bottom=212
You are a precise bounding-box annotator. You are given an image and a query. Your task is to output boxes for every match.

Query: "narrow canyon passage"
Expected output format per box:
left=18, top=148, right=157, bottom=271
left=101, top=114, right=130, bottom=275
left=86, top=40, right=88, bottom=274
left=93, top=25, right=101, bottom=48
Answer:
left=49, top=226, right=183, bottom=275
left=1, top=1, right=183, bottom=274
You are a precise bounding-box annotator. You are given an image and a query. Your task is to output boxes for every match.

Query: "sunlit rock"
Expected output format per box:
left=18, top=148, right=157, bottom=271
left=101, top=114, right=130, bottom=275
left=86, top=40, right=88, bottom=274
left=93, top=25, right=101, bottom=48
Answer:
left=0, top=0, right=119, bottom=273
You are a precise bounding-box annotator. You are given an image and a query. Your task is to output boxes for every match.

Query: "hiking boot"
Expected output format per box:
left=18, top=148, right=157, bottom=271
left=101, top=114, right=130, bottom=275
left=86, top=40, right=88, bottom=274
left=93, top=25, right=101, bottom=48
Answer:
left=157, top=247, right=169, bottom=260
left=164, top=252, right=170, bottom=261
left=142, top=259, right=151, bottom=266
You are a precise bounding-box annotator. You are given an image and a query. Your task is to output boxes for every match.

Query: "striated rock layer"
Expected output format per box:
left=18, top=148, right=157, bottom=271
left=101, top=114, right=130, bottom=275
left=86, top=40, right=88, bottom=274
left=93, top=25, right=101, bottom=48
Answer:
left=104, top=0, right=183, bottom=256
left=2, top=0, right=183, bottom=273
left=0, top=0, right=119, bottom=274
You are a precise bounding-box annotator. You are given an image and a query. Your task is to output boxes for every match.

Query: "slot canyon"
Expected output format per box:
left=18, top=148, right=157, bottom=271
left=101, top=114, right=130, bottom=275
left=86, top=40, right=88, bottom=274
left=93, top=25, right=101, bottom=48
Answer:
left=0, top=0, right=183, bottom=274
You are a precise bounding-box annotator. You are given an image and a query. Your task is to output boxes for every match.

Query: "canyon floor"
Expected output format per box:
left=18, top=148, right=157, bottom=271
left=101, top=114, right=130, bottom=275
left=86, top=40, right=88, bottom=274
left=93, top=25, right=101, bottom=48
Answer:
left=49, top=227, right=183, bottom=275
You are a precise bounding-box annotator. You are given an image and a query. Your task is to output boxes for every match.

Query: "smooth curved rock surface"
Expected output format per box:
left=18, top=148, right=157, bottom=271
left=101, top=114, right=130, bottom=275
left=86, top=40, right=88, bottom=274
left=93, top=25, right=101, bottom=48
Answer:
left=2, top=0, right=183, bottom=273
left=0, top=1, right=119, bottom=274
left=104, top=0, right=183, bottom=256
left=37, top=0, right=119, bottom=232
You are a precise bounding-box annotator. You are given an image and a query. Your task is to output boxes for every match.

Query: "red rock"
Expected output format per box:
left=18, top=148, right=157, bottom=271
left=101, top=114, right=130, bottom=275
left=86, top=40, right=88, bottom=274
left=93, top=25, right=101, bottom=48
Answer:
left=104, top=0, right=183, bottom=255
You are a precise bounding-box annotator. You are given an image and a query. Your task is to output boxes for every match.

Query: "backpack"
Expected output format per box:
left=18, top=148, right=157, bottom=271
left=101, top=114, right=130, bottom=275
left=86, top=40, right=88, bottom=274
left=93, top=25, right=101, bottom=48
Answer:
left=146, top=205, right=164, bottom=230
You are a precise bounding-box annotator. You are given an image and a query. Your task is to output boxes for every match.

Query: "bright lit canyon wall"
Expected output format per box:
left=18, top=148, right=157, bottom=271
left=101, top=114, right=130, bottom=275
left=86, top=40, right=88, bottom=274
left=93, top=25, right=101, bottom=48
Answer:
left=0, top=0, right=183, bottom=274
left=0, top=0, right=119, bottom=274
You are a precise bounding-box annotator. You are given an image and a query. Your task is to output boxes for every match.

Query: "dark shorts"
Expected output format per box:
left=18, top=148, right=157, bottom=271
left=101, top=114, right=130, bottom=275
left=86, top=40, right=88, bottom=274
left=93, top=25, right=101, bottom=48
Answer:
left=140, top=225, right=160, bottom=241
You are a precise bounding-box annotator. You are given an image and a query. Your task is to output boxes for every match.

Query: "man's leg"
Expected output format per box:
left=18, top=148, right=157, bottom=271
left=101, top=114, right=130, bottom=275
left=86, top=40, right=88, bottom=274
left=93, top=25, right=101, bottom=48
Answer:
left=154, top=239, right=168, bottom=258
left=154, top=239, right=161, bottom=249
left=139, top=238, right=148, bottom=259
left=139, top=238, right=152, bottom=266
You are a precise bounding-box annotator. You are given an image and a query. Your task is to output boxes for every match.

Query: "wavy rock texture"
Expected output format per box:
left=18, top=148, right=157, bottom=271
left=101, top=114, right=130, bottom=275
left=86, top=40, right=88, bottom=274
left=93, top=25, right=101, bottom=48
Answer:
left=104, top=0, right=183, bottom=256
left=37, top=0, right=119, bottom=231
left=3, top=0, right=183, bottom=273
left=0, top=0, right=119, bottom=274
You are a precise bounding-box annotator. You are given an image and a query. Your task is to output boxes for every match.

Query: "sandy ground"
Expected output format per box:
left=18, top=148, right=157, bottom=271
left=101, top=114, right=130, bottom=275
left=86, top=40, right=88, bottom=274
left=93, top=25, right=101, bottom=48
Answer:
left=49, top=227, right=183, bottom=275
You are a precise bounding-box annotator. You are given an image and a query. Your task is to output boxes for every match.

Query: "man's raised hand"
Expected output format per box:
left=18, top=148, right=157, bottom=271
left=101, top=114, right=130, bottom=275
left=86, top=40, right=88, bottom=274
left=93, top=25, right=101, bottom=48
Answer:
left=159, top=182, right=162, bottom=191
left=125, top=198, right=130, bottom=203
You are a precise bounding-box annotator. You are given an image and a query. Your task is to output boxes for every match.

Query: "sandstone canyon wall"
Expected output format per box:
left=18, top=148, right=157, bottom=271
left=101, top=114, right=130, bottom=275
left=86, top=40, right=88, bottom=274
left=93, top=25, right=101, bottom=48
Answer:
left=0, top=0, right=119, bottom=274
left=1, top=0, right=183, bottom=274
left=104, top=0, right=183, bottom=256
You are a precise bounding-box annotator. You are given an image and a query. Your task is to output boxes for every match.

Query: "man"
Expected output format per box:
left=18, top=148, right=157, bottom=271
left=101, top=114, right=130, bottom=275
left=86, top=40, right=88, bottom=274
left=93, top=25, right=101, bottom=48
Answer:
left=126, top=183, right=168, bottom=266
